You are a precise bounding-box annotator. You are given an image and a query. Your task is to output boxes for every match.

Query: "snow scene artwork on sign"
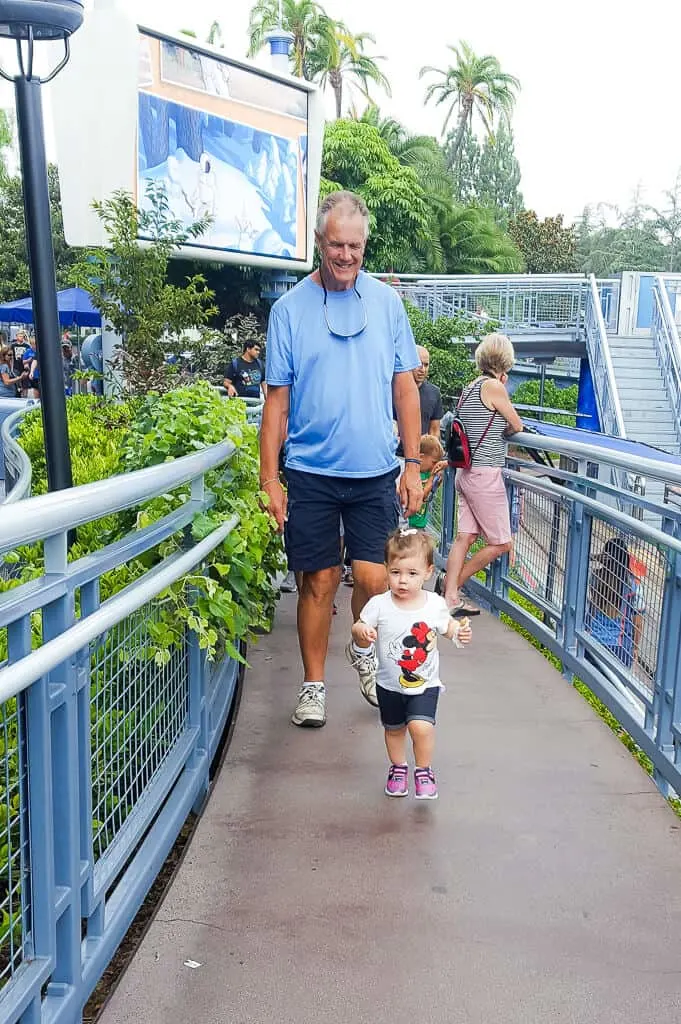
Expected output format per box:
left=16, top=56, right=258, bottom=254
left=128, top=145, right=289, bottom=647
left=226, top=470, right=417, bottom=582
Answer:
left=137, top=31, right=310, bottom=263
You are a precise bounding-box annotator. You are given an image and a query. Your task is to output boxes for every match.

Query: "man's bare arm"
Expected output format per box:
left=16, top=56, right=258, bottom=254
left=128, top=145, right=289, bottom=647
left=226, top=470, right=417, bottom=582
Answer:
left=393, top=371, right=421, bottom=460
left=259, top=385, right=289, bottom=483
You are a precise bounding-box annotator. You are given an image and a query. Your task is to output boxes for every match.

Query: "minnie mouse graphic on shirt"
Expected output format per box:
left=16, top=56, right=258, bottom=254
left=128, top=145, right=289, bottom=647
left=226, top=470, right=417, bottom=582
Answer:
left=388, top=621, right=438, bottom=689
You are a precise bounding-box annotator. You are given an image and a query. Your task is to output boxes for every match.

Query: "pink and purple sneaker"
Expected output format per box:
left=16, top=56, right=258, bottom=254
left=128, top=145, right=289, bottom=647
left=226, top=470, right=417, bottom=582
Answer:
left=414, top=767, right=438, bottom=800
left=385, top=763, right=408, bottom=797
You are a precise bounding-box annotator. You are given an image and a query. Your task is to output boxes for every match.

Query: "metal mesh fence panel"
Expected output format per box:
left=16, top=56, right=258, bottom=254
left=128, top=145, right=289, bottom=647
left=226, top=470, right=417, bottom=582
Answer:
left=0, top=688, right=29, bottom=990
left=585, top=519, right=667, bottom=695
left=90, top=602, right=189, bottom=863
left=508, top=483, right=568, bottom=613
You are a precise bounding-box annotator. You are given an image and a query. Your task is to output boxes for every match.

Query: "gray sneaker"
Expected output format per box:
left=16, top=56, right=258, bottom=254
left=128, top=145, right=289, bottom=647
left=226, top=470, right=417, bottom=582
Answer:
left=280, top=570, right=297, bottom=594
left=291, top=684, right=326, bottom=728
left=345, top=643, right=379, bottom=707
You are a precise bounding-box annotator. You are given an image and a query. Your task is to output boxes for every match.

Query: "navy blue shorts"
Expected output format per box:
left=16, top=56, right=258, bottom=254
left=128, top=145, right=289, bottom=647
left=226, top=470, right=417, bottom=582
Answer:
left=377, top=684, right=440, bottom=730
left=284, top=467, right=400, bottom=573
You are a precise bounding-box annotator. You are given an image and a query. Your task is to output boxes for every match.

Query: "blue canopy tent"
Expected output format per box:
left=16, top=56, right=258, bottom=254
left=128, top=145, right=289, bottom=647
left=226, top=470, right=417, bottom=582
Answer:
left=0, top=287, right=101, bottom=328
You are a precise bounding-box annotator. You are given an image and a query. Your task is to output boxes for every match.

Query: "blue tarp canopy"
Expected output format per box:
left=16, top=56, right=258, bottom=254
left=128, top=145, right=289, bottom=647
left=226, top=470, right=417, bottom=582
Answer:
left=0, top=287, right=101, bottom=328
left=521, top=417, right=681, bottom=468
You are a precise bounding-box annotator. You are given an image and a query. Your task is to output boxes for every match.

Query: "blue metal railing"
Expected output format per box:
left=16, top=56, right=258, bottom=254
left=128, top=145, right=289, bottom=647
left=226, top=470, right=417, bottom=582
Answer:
left=651, top=275, right=681, bottom=449
left=436, top=432, right=681, bottom=800
left=0, top=438, right=242, bottom=1023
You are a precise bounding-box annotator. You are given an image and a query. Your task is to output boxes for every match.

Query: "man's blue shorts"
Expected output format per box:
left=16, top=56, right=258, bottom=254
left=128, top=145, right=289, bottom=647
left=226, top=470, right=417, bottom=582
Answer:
left=284, top=466, right=400, bottom=572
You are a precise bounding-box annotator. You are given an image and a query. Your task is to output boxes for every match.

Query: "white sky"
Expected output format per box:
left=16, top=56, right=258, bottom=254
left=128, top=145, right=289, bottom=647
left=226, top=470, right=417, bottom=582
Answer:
left=20, top=0, right=681, bottom=222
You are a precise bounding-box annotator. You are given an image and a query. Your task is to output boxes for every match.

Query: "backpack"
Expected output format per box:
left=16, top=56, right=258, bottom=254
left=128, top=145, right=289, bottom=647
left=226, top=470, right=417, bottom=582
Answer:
left=447, top=378, right=496, bottom=469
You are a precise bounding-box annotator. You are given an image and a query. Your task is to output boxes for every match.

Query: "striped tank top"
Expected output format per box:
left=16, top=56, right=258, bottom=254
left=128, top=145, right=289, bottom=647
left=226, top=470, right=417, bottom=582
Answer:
left=458, top=377, right=508, bottom=467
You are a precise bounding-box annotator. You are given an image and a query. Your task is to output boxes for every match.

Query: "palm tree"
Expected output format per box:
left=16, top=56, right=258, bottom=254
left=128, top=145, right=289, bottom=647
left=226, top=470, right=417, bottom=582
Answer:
left=420, top=41, right=520, bottom=167
left=306, top=19, right=391, bottom=119
left=207, top=21, right=224, bottom=48
left=357, top=105, right=453, bottom=203
left=440, top=205, right=523, bottom=274
left=247, top=0, right=330, bottom=79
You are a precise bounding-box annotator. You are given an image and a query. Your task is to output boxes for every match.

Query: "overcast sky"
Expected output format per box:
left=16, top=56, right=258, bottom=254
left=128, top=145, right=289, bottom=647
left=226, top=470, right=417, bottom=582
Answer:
left=89, top=0, right=681, bottom=221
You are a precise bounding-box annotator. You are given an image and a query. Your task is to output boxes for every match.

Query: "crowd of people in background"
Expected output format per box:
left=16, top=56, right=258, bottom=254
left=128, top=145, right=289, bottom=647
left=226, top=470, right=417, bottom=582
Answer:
left=0, top=328, right=90, bottom=401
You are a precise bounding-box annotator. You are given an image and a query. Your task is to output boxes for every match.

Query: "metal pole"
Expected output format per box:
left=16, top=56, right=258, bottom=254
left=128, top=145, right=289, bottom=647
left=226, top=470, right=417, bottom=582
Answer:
left=14, top=75, right=73, bottom=493
left=538, top=362, right=546, bottom=419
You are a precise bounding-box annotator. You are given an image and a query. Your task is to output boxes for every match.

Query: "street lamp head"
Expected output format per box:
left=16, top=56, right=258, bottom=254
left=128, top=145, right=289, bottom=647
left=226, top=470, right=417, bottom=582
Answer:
left=0, top=0, right=84, bottom=41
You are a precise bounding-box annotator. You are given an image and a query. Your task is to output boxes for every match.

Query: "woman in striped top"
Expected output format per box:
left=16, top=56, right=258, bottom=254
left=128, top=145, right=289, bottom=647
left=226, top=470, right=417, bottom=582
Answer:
left=444, top=333, right=523, bottom=616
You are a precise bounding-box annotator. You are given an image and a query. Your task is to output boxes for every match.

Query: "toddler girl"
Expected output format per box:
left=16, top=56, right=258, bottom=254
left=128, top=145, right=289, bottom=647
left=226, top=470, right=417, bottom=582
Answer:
left=351, top=528, right=472, bottom=800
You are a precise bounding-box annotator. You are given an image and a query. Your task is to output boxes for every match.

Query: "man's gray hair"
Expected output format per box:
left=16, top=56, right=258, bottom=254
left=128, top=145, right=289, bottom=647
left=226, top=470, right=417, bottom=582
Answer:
left=316, top=190, right=370, bottom=240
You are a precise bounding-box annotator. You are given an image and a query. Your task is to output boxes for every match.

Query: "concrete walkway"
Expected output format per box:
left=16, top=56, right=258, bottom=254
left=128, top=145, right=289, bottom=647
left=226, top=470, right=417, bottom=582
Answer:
left=102, top=590, right=681, bottom=1024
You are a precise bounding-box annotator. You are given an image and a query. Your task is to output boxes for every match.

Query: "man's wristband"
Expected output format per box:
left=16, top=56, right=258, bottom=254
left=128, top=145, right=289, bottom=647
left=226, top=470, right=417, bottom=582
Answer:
left=260, top=477, right=281, bottom=489
left=404, top=458, right=421, bottom=466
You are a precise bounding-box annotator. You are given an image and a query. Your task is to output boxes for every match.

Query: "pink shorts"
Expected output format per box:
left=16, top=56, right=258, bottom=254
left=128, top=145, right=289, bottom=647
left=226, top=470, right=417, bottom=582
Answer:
left=455, top=467, right=512, bottom=545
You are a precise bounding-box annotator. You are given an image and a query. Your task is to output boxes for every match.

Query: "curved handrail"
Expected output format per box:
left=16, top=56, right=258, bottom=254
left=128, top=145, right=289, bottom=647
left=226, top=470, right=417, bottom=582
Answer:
left=0, top=516, right=238, bottom=705
left=1, top=405, right=33, bottom=505
left=513, top=429, right=681, bottom=487
left=0, top=437, right=235, bottom=554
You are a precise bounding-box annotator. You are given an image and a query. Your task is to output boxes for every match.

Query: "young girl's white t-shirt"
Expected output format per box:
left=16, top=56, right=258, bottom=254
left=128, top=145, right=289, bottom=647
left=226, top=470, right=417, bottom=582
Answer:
left=360, top=590, right=451, bottom=695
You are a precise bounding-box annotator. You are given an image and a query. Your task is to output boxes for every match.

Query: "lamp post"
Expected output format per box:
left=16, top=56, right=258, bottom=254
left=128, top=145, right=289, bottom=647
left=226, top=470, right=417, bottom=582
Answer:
left=0, top=1, right=84, bottom=494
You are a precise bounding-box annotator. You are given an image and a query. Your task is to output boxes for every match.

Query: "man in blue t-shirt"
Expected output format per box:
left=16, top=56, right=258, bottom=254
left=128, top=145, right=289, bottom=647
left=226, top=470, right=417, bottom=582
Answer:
left=260, top=190, right=423, bottom=729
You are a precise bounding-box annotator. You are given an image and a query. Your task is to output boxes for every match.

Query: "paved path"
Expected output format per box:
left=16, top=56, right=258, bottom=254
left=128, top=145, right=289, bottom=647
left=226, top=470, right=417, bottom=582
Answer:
left=102, top=590, right=681, bottom=1024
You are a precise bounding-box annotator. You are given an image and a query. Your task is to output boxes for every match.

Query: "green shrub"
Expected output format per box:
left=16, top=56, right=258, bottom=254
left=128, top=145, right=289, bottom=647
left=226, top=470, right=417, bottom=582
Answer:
left=404, top=302, right=485, bottom=402
left=16, top=386, right=283, bottom=660
left=512, top=379, right=578, bottom=426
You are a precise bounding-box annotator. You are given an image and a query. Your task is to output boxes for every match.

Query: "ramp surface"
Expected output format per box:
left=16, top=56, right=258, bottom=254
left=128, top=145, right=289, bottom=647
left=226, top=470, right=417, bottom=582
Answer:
left=102, top=591, right=681, bottom=1024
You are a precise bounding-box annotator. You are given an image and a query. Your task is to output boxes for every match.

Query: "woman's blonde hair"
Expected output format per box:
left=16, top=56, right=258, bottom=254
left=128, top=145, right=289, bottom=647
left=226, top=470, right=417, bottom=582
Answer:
left=0, top=346, right=12, bottom=363
left=475, top=333, right=515, bottom=376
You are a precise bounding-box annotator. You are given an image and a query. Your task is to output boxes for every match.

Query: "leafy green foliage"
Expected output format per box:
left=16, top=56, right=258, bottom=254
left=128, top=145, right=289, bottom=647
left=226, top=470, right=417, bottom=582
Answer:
left=71, top=183, right=217, bottom=395
left=0, top=165, right=76, bottom=303
left=190, top=314, right=266, bottom=387
left=14, top=387, right=282, bottom=661
left=508, top=210, right=578, bottom=274
left=322, top=119, right=522, bottom=274
left=454, top=123, right=524, bottom=228
left=439, top=204, right=523, bottom=274
left=404, top=302, right=479, bottom=401
left=321, top=120, right=435, bottom=272
left=511, top=379, right=578, bottom=426
left=121, top=385, right=284, bottom=656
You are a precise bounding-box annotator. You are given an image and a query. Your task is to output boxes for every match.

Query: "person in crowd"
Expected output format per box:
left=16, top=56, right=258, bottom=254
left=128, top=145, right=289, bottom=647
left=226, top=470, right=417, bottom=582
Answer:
left=259, top=190, right=423, bottom=728
left=62, top=342, right=79, bottom=396
left=395, top=344, right=443, bottom=458
left=586, top=536, right=646, bottom=669
left=443, top=333, right=523, bottom=616
left=224, top=340, right=266, bottom=400
left=0, top=345, right=27, bottom=398
left=408, top=435, right=448, bottom=530
left=23, top=342, right=39, bottom=399
left=351, top=528, right=472, bottom=799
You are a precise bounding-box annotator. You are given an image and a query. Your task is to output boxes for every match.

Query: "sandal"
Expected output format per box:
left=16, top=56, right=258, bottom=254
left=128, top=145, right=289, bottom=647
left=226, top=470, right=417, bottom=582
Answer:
left=450, top=599, right=481, bottom=618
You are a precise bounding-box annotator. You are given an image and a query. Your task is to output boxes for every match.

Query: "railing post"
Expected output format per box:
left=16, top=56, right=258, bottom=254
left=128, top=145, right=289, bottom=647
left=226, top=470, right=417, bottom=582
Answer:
left=561, top=463, right=593, bottom=681
left=41, top=529, right=82, bottom=1005
left=439, top=467, right=456, bottom=561
left=651, top=546, right=681, bottom=796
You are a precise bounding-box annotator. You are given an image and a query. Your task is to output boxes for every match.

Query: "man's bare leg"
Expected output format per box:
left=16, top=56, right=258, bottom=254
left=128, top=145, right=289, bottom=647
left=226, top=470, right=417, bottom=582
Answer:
left=351, top=559, right=387, bottom=622
left=298, top=565, right=342, bottom=681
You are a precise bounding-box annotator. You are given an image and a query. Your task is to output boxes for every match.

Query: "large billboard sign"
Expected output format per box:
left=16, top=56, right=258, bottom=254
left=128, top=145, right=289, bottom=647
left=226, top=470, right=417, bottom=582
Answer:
left=51, top=7, right=324, bottom=271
